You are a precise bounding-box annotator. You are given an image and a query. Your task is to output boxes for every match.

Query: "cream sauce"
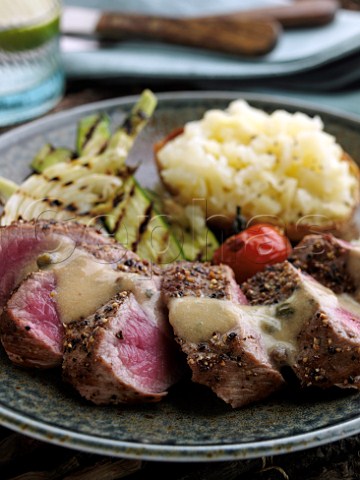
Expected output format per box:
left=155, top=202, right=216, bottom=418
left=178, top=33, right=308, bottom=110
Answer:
left=50, top=249, right=120, bottom=323
left=168, top=285, right=320, bottom=352
left=116, top=273, right=160, bottom=326
left=168, top=297, right=239, bottom=343
left=168, top=274, right=357, bottom=364
left=245, top=286, right=318, bottom=358
left=249, top=278, right=360, bottom=360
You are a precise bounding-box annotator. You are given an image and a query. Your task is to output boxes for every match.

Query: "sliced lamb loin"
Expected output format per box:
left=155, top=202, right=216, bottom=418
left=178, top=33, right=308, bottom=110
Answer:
left=0, top=220, right=128, bottom=369
left=289, top=233, right=359, bottom=294
left=2, top=270, right=63, bottom=368
left=161, top=261, right=247, bottom=303
left=60, top=248, right=184, bottom=403
left=0, top=220, right=138, bottom=367
left=0, top=220, right=118, bottom=313
left=242, top=261, right=360, bottom=390
left=63, top=291, right=181, bottom=405
left=1, top=237, right=176, bottom=377
left=0, top=248, right=159, bottom=369
left=1, top=223, right=184, bottom=400
left=161, top=261, right=285, bottom=409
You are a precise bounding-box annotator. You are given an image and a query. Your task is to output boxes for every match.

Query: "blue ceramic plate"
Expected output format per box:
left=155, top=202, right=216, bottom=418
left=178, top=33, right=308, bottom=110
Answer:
left=0, top=92, right=360, bottom=462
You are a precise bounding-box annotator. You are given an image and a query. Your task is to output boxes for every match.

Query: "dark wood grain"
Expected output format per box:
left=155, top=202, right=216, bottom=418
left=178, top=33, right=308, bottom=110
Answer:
left=1, top=426, right=360, bottom=479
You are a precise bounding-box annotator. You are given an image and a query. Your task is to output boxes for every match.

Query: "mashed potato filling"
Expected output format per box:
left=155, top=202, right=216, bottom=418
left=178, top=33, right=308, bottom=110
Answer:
left=157, top=100, right=359, bottom=226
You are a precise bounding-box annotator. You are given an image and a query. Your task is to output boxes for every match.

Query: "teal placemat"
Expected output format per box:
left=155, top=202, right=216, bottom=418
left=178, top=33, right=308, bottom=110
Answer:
left=61, top=0, right=360, bottom=80
left=61, top=0, right=360, bottom=117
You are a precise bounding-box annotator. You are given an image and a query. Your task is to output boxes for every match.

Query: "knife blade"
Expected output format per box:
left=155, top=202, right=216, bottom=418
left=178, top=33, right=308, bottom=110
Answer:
left=61, top=7, right=281, bottom=57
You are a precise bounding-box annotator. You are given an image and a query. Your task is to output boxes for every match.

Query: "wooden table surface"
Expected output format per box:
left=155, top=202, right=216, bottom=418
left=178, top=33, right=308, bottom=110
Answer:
left=2, top=0, right=360, bottom=466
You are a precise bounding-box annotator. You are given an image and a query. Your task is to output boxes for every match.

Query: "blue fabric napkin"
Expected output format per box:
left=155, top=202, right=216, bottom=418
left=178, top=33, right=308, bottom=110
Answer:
left=61, top=0, right=360, bottom=116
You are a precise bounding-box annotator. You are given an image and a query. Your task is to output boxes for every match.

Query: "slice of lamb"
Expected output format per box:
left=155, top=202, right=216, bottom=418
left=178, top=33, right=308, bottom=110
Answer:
left=58, top=246, right=184, bottom=403
left=0, top=222, right=135, bottom=370
left=161, top=261, right=247, bottom=304
left=242, top=261, right=360, bottom=390
left=289, top=234, right=357, bottom=294
left=63, top=291, right=181, bottom=405
left=161, top=261, right=285, bottom=408
left=0, top=252, right=164, bottom=371
left=0, top=220, right=119, bottom=312
left=2, top=270, right=63, bottom=368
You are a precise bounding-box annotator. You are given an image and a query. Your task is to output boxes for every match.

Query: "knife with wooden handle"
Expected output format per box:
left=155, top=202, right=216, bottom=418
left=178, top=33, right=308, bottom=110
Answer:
left=61, top=7, right=281, bottom=57
left=61, top=1, right=339, bottom=57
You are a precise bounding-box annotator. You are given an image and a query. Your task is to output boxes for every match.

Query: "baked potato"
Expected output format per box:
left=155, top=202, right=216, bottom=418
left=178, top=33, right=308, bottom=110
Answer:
left=154, top=100, right=360, bottom=243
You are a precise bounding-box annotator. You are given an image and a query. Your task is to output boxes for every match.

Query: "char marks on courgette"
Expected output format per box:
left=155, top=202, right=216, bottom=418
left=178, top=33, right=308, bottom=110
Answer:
left=106, top=177, right=183, bottom=264
left=0, top=89, right=218, bottom=264
left=0, top=90, right=157, bottom=227
left=76, top=113, right=111, bottom=157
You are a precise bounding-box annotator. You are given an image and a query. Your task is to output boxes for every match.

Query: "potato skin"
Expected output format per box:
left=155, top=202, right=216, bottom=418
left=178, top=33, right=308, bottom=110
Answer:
left=285, top=152, right=360, bottom=242
left=154, top=129, right=360, bottom=242
left=154, top=127, right=184, bottom=196
left=285, top=209, right=360, bottom=243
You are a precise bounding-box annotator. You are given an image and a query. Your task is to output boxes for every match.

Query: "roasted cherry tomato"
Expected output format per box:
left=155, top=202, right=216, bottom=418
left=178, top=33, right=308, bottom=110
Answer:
left=213, top=223, right=292, bottom=284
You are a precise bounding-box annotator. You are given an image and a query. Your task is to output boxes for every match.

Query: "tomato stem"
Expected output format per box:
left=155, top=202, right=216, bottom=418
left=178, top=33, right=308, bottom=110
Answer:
left=233, top=206, right=247, bottom=234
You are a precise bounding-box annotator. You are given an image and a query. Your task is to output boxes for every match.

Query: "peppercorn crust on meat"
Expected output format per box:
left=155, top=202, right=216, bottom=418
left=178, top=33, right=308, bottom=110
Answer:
left=154, top=100, right=360, bottom=241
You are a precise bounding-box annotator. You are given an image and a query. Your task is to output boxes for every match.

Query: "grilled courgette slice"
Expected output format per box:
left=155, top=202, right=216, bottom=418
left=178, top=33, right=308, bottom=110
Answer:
left=1, top=90, right=157, bottom=227
left=106, top=177, right=183, bottom=264
left=76, top=113, right=111, bottom=156
left=31, top=144, right=74, bottom=173
left=0, top=177, right=18, bottom=205
left=144, top=190, right=219, bottom=262
left=170, top=223, right=219, bottom=262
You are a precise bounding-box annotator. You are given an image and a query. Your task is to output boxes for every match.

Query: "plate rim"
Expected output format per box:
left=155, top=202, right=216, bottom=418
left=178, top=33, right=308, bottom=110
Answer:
left=0, top=397, right=359, bottom=462
left=1, top=90, right=360, bottom=149
left=1, top=89, right=360, bottom=462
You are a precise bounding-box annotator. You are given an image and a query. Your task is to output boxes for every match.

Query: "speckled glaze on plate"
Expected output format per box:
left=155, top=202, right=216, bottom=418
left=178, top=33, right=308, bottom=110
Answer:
left=1, top=91, right=360, bottom=462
